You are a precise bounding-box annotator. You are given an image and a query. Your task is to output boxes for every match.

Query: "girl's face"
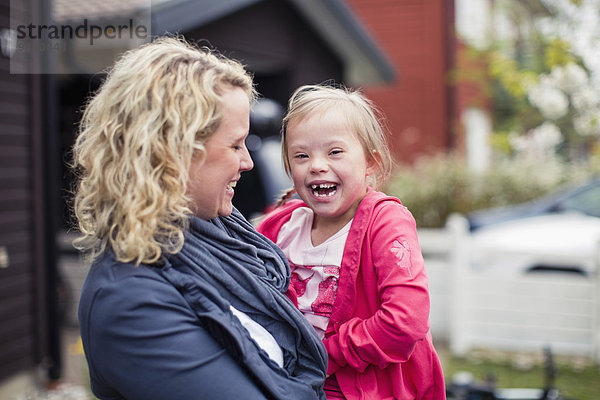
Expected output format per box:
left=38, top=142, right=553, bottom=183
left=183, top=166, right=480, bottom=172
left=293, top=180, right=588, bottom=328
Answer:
left=286, top=109, right=377, bottom=230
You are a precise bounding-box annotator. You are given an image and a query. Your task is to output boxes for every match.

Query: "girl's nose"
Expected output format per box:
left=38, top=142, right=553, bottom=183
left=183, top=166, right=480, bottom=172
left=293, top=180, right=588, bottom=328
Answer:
left=240, top=146, right=254, bottom=171
left=309, top=156, right=328, bottom=173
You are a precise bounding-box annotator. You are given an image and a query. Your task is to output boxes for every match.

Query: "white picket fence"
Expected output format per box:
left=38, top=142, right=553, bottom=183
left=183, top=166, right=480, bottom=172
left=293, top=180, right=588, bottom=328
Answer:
left=419, top=214, right=600, bottom=364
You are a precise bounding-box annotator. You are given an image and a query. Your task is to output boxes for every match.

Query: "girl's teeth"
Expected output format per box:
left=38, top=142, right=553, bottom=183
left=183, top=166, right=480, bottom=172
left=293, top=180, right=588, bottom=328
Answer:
left=311, top=183, right=337, bottom=197
left=314, top=190, right=336, bottom=197
left=311, top=183, right=335, bottom=189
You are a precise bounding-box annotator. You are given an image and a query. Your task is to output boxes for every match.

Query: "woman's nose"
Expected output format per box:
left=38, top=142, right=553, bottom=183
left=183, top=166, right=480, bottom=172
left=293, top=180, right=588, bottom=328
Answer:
left=240, top=146, right=254, bottom=171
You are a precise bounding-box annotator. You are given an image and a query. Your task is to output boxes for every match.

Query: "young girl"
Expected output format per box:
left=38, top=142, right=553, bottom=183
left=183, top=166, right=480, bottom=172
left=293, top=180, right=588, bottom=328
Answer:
left=256, top=84, right=446, bottom=399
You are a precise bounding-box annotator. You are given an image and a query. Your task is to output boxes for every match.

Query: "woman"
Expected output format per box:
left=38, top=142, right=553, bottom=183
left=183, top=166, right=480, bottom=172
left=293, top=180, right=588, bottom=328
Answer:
left=73, top=37, right=327, bottom=400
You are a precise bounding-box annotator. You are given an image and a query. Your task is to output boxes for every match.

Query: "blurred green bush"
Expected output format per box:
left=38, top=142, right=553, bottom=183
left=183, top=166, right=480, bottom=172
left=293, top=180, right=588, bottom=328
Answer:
left=385, top=153, right=599, bottom=228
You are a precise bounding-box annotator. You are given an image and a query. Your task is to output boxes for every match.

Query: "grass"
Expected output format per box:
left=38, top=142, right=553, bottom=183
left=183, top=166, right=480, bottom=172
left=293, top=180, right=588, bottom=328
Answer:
left=439, top=345, right=600, bottom=400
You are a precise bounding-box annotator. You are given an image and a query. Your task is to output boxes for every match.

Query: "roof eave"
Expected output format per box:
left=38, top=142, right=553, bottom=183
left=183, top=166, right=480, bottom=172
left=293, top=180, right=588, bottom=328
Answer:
left=150, top=0, right=396, bottom=85
left=287, top=0, right=396, bottom=86
left=151, top=0, right=261, bottom=35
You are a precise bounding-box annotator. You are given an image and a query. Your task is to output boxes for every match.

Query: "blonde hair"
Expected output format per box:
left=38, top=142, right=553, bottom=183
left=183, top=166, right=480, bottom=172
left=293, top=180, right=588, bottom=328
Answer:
left=72, top=36, right=256, bottom=265
left=277, top=84, right=393, bottom=206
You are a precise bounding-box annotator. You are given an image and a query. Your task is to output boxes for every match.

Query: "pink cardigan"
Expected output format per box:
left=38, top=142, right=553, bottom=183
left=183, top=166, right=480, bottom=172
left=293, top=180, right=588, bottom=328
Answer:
left=256, top=189, right=446, bottom=399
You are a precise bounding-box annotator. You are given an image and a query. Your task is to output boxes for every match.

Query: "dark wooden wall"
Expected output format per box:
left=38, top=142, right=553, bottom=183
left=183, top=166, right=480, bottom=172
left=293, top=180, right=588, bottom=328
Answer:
left=0, top=0, right=54, bottom=383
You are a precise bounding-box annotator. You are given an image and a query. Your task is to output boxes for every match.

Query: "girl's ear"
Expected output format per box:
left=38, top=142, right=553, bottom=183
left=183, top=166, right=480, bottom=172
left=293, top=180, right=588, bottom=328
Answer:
left=366, top=150, right=381, bottom=176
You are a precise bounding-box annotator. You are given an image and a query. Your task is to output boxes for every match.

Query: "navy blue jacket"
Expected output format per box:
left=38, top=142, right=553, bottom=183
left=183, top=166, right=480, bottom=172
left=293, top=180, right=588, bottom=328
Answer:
left=79, top=251, right=324, bottom=400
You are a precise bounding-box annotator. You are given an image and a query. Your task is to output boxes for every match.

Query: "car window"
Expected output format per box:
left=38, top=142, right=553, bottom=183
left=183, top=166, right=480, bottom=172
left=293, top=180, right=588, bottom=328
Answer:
left=559, top=184, right=600, bottom=218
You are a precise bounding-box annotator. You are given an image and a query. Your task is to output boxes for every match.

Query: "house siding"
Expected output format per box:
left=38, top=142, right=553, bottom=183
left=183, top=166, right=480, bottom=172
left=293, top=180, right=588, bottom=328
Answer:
left=0, top=60, right=38, bottom=381
left=0, top=0, right=49, bottom=383
left=346, top=0, right=454, bottom=163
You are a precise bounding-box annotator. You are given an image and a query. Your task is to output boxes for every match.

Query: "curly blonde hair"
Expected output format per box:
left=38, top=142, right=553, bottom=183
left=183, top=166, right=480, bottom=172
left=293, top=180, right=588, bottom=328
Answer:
left=72, top=36, right=256, bottom=265
left=281, top=84, right=393, bottom=192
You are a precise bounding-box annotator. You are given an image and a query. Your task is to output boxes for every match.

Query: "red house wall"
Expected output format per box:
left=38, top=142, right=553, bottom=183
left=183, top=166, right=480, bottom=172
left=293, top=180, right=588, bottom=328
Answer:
left=346, top=0, right=454, bottom=165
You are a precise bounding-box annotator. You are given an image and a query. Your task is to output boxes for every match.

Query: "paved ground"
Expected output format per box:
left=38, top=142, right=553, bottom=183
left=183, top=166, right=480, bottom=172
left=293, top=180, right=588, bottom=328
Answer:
left=10, top=383, right=91, bottom=400
left=7, top=327, right=94, bottom=400
left=59, top=326, right=90, bottom=389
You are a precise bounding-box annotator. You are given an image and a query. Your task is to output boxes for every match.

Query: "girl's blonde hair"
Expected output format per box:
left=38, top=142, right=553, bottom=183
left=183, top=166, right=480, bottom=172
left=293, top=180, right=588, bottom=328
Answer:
left=72, top=36, right=256, bottom=265
left=277, top=84, right=393, bottom=206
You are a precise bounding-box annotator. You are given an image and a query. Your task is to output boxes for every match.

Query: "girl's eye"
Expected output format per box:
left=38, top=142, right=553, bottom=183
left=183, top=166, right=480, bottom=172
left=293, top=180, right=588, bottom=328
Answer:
left=294, top=153, right=308, bottom=159
left=330, top=149, right=343, bottom=155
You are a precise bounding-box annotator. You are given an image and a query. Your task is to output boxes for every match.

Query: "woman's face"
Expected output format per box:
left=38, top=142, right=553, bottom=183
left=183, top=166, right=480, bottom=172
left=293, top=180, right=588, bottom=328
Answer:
left=187, top=86, right=253, bottom=220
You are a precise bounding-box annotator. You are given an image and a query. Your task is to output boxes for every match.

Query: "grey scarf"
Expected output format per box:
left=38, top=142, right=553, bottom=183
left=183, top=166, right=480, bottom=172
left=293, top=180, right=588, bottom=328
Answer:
left=162, top=209, right=327, bottom=399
